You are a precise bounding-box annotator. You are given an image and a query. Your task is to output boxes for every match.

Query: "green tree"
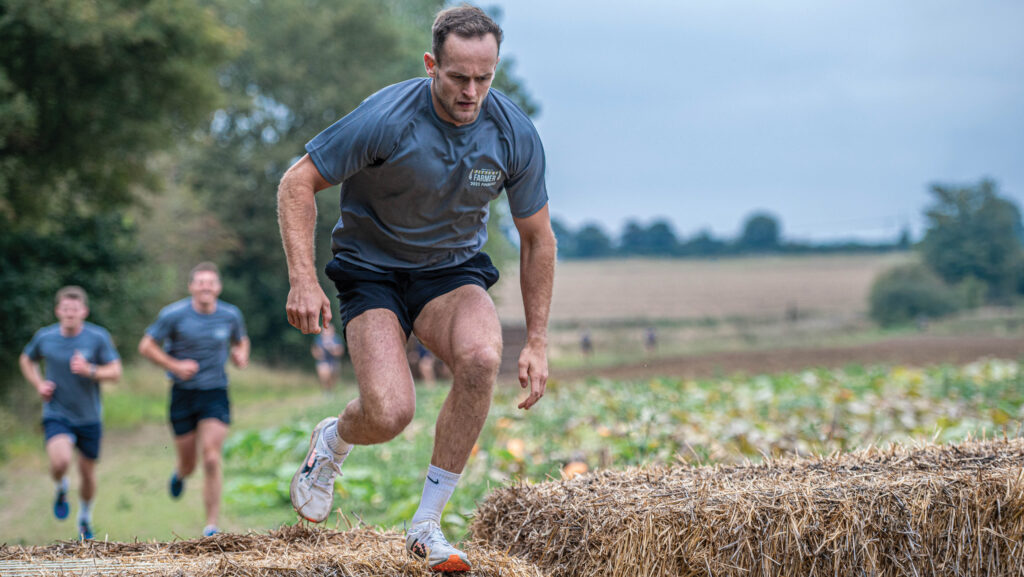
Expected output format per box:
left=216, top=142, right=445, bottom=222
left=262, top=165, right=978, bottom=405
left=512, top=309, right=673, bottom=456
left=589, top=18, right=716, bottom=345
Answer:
left=551, top=217, right=578, bottom=257
left=574, top=223, right=614, bottom=259
left=919, top=179, right=1023, bottom=302
left=869, top=263, right=960, bottom=327
left=738, top=212, right=781, bottom=253
left=619, top=219, right=679, bottom=256
left=0, top=0, right=235, bottom=393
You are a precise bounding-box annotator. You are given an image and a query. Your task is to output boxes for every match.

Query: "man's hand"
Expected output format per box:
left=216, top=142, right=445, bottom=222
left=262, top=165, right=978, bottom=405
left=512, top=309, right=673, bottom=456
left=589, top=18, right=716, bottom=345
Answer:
left=517, top=338, right=548, bottom=410
left=286, top=280, right=332, bottom=334
left=230, top=348, right=249, bottom=369
left=172, top=359, right=200, bottom=381
left=35, top=380, right=56, bottom=402
left=69, top=351, right=93, bottom=378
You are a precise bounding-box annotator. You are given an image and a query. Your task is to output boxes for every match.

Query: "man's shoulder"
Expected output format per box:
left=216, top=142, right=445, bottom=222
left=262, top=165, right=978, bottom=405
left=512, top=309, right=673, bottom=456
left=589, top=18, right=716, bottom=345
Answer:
left=359, top=78, right=429, bottom=123
left=81, top=322, right=113, bottom=340
left=158, top=298, right=193, bottom=319
left=216, top=300, right=244, bottom=320
left=483, top=88, right=538, bottom=134
left=32, top=324, right=62, bottom=342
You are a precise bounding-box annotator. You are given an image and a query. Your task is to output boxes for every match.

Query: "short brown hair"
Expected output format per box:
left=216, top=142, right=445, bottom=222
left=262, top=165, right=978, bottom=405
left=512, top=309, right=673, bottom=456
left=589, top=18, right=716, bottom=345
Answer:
left=432, top=4, right=503, bottom=65
left=55, top=285, right=88, bottom=307
left=189, top=261, right=220, bottom=284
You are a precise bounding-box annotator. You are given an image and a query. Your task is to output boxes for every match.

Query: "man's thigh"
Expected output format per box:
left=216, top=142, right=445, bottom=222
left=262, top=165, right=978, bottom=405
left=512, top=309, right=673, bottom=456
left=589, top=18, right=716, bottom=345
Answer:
left=412, top=284, right=502, bottom=369
left=345, top=308, right=416, bottom=410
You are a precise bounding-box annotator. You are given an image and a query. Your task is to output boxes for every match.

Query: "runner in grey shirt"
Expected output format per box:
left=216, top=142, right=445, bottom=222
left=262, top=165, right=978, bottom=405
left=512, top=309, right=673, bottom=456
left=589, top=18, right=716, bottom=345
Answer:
left=278, top=5, right=556, bottom=571
left=138, top=262, right=249, bottom=538
left=19, top=286, right=122, bottom=540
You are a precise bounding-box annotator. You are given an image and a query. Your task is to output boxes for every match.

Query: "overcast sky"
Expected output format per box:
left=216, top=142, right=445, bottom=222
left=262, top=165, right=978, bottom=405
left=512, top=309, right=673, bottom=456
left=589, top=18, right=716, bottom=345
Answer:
left=496, top=0, right=1024, bottom=242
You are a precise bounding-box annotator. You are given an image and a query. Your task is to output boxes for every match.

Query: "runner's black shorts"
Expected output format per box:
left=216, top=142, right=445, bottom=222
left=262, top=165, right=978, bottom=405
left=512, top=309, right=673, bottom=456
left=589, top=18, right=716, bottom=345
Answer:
left=43, top=418, right=102, bottom=460
left=325, top=252, right=500, bottom=338
left=169, top=386, right=231, bottom=436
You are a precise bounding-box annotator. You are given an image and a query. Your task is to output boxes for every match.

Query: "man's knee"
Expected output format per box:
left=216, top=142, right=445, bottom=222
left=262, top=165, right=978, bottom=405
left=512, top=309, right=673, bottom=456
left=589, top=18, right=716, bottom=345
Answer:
left=202, top=449, right=221, bottom=474
left=50, top=456, right=71, bottom=476
left=367, top=404, right=415, bottom=442
left=454, top=342, right=502, bottom=381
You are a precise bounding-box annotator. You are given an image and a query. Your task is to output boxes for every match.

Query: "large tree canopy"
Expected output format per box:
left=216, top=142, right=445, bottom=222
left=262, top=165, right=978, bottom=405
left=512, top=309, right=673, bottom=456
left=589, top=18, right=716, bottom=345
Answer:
left=919, top=179, right=1023, bottom=301
left=0, top=0, right=236, bottom=225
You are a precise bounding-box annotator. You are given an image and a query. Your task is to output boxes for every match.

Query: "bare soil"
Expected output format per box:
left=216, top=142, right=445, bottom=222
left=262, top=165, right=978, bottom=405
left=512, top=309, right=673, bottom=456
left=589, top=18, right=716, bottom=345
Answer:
left=556, top=335, right=1024, bottom=381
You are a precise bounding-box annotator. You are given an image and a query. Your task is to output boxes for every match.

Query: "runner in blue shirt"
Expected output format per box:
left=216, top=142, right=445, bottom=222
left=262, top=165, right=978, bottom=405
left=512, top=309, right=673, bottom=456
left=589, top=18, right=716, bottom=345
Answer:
left=311, top=322, right=345, bottom=393
left=277, top=5, right=555, bottom=571
left=19, top=286, right=122, bottom=540
left=137, top=262, right=249, bottom=537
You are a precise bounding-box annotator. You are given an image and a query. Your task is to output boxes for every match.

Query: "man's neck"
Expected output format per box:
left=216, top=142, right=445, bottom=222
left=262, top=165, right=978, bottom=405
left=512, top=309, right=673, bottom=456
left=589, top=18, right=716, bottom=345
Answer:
left=60, top=324, right=83, bottom=338
left=191, top=299, right=217, bottom=315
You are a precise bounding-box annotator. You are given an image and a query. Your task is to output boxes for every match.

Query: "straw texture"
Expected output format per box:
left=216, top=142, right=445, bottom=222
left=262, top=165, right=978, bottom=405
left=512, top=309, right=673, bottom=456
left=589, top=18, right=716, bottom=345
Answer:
left=0, top=524, right=549, bottom=576
left=471, top=438, right=1024, bottom=577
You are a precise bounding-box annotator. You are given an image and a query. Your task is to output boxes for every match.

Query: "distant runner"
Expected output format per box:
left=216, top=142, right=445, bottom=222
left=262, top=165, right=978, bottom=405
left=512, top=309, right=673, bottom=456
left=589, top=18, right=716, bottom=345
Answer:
left=311, top=322, right=345, bottom=393
left=20, top=286, right=122, bottom=540
left=138, top=262, right=250, bottom=538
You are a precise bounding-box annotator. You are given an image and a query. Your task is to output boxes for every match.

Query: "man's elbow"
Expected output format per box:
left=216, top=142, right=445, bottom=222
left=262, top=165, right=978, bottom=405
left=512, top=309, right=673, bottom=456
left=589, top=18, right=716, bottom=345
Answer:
left=108, top=362, right=124, bottom=382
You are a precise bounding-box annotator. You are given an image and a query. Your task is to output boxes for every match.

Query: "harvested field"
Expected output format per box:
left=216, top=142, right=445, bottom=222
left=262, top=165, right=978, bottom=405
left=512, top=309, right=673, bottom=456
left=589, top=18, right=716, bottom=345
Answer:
left=0, top=524, right=548, bottom=577
left=494, top=254, right=911, bottom=324
left=471, top=438, right=1024, bottom=577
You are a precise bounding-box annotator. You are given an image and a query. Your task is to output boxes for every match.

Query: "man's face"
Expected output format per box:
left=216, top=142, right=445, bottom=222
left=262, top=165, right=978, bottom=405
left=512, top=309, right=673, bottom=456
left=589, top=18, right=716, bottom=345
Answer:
left=425, top=33, right=499, bottom=126
left=55, top=298, right=88, bottom=330
left=189, top=270, right=222, bottom=307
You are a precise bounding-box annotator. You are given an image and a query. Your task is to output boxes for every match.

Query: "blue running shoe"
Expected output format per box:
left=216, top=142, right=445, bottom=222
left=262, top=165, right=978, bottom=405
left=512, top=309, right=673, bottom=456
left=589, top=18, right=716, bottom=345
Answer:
left=53, top=488, right=69, bottom=520
left=169, top=472, right=184, bottom=499
left=202, top=525, right=219, bottom=537
left=78, top=521, right=93, bottom=540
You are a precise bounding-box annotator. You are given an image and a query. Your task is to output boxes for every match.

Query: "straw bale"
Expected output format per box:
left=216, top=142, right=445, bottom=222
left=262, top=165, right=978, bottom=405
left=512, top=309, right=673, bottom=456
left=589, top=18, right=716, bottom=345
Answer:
left=0, top=524, right=550, bottom=576
left=471, top=438, right=1024, bottom=577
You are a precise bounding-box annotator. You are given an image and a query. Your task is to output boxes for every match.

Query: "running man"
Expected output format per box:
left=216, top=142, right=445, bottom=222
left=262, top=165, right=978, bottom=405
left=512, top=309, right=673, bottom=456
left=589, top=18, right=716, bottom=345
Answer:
left=137, top=262, right=250, bottom=537
left=277, top=5, right=555, bottom=572
left=19, top=286, right=122, bottom=540
left=311, top=322, right=345, bottom=393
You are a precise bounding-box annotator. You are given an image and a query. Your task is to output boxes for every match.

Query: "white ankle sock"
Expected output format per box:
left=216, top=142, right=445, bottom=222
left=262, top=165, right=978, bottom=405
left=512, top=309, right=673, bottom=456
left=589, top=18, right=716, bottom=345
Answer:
left=319, top=419, right=352, bottom=464
left=411, top=465, right=461, bottom=526
left=78, top=500, right=93, bottom=523
left=56, top=477, right=68, bottom=495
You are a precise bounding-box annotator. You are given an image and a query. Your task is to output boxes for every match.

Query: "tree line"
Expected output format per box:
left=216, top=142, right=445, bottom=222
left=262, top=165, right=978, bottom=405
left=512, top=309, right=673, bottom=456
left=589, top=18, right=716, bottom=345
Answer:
left=552, top=212, right=911, bottom=259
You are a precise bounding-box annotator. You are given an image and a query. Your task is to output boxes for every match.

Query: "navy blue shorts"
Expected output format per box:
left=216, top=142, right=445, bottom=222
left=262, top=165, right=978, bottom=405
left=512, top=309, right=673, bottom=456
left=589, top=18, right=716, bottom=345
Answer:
left=43, top=418, right=102, bottom=461
left=325, top=252, right=500, bottom=338
left=169, top=387, right=231, bottom=436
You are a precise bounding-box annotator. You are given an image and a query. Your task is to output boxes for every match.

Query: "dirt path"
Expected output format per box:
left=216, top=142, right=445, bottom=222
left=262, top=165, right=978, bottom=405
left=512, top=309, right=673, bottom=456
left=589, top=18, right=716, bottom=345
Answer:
left=555, top=335, right=1024, bottom=381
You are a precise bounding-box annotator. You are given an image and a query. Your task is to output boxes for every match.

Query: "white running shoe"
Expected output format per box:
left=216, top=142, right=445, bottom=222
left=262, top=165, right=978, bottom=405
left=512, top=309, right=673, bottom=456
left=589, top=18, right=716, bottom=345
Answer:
left=290, top=417, right=342, bottom=522
left=406, top=520, right=471, bottom=572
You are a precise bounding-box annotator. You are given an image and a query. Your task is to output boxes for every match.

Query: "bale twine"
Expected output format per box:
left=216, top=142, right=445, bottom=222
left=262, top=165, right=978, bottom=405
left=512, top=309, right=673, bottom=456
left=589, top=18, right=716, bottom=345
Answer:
left=0, top=524, right=550, bottom=576
left=471, top=438, right=1024, bottom=577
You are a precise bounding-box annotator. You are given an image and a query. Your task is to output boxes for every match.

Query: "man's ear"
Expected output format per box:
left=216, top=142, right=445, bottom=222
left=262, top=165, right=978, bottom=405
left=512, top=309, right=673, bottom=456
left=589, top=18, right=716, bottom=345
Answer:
left=424, top=52, right=437, bottom=77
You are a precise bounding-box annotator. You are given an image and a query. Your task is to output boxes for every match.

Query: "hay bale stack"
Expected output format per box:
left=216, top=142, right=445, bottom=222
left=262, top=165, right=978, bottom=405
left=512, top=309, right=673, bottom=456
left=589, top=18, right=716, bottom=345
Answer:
left=0, top=524, right=549, bottom=576
left=471, top=438, right=1024, bottom=577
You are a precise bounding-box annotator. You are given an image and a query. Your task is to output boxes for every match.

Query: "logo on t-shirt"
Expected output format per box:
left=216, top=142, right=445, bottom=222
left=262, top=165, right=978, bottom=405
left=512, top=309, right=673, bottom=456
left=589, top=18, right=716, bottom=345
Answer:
left=468, top=168, right=502, bottom=188
left=213, top=326, right=230, bottom=341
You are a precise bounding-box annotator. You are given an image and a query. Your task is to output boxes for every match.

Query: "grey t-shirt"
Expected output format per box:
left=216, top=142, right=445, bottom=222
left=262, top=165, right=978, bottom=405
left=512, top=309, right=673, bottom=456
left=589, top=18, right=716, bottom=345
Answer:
left=145, top=298, right=247, bottom=390
left=305, top=77, right=548, bottom=272
left=23, top=322, right=120, bottom=426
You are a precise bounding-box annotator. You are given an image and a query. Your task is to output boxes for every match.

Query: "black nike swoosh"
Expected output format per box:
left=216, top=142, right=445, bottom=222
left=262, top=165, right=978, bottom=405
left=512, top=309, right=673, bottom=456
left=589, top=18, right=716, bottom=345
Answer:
left=427, top=476, right=440, bottom=485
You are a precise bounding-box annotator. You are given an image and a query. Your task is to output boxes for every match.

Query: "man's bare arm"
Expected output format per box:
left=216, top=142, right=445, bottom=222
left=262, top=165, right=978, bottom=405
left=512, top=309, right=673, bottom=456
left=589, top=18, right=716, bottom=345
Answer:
left=512, top=203, right=557, bottom=410
left=138, top=335, right=197, bottom=381
left=277, top=154, right=334, bottom=334
left=230, top=336, right=251, bottom=369
left=19, top=353, right=54, bottom=401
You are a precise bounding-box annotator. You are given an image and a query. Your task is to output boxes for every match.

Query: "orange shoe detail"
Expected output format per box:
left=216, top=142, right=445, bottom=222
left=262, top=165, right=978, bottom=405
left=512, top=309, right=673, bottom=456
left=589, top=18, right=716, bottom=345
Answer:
left=430, top=555, right=471, bottom=572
